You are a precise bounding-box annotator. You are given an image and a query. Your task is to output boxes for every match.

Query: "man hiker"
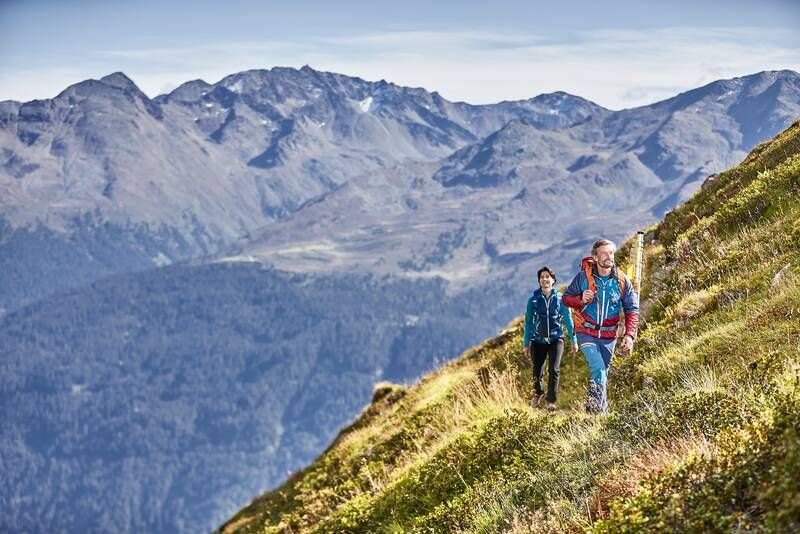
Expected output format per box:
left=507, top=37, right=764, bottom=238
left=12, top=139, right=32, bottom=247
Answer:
left=562, top=239, right=640, bottom=414
left=523, top=266, right=578, bottom=412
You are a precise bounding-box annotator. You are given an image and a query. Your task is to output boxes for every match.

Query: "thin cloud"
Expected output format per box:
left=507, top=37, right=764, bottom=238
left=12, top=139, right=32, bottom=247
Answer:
left=320, top=30, right=546, bottom=50
left=98, top=40, right=305, bottom=61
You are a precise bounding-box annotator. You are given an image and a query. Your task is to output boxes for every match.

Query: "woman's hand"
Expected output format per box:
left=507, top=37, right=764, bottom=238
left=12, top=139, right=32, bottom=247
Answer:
left=524, top=345, right=531, bottom=358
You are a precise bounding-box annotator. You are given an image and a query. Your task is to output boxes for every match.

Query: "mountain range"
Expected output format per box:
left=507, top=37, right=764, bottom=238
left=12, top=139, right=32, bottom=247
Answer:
left=219, top=69, right=800, bottom=286
left=3, top=68, right=798, bottom=311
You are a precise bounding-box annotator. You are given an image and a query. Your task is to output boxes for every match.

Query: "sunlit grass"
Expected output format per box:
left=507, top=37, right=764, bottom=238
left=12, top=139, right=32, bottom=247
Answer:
left=412, top=367, right=476, bottom=412
left=637, top=319, right=743, bottom=378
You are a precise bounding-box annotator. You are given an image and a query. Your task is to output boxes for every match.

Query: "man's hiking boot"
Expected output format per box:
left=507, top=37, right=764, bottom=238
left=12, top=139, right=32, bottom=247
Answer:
left=585, top=381, right=607, bottom=414
left=547, top=402, right=557, bottom=412
left=530, top=393, right=544, bottom=408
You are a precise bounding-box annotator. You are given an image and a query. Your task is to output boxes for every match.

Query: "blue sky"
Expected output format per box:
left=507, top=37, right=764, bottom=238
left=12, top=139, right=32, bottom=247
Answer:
left=1, top=0, right=799, bottom=109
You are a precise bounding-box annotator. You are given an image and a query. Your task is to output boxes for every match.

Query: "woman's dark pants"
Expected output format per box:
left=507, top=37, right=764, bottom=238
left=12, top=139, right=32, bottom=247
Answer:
left=531, top=339, right=564, bottom=403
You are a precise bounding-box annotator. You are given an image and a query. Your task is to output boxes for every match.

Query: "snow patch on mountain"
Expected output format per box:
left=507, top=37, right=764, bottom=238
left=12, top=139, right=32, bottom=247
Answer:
left=152, top=253, right=172, bottom=267
left=359, top=96, right=374, bottom=112
left=226, top=79, right=244, bottom=94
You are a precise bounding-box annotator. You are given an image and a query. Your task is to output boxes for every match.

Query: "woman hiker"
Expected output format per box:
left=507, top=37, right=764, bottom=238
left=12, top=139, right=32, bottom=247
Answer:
left=523, top=266, right=578, bottom=411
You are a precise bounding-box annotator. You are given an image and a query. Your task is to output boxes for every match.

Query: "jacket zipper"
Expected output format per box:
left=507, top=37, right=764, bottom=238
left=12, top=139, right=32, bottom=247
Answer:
left=597, top=277, right=606, bottom=339
left=544, top=292, right=552, bottom=340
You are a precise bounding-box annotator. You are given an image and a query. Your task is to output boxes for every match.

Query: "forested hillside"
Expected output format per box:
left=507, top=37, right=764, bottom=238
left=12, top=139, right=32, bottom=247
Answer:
left=0, top=264, right=514, bottom=533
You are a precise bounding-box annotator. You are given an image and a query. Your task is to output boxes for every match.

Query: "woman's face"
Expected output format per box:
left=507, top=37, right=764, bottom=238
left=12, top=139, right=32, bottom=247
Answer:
left=539, top=271, right=554, bottom=289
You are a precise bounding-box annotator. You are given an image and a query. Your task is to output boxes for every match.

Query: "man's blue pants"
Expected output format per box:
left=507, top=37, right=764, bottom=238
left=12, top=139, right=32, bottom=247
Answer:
left=577, top=333, right=617, bottom=414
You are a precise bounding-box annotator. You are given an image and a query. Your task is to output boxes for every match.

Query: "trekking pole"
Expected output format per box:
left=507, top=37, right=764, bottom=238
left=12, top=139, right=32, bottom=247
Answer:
left=625, top=231, right=645, bottom=293
left=624, top=231, right=645, bottom=357
left=633, top=231, right=645, bottom=293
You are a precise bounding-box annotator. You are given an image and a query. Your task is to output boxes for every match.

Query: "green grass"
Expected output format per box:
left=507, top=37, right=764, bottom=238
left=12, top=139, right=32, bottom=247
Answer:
left=217, top=121, right=800, bottom=533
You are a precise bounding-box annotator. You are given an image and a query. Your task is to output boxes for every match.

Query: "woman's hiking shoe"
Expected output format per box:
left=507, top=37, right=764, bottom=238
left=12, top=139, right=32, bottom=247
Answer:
left=547, top=402, right=557, bottom=412
left=530, top=393, right=545, bottom=407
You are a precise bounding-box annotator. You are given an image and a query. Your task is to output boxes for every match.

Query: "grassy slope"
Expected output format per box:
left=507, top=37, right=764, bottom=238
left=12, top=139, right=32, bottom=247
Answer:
left=218, top=120, right=800, bottom=533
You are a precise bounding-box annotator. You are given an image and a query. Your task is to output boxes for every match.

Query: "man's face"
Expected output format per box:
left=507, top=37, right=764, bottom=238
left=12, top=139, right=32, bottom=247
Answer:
left=594, top=244, right=615, bottom=269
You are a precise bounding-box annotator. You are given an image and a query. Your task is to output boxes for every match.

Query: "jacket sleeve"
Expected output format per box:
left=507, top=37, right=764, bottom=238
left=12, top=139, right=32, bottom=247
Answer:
left=560, top=298, right=577, bottom=343
left=621, top=274, right=640, bottom=339
left=562, top=272, right=585, bottom=309
left=523, top=296, right=534, bottom=348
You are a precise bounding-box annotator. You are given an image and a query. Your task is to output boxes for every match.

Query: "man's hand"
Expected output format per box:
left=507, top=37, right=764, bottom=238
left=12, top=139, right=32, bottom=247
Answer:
left=558, top=338, right=577, bottom=354
left=581, top=289, right=595, bottom=304
left=524, top=345, right=531, bottom=358
left=619, top=335, right=634, bottom=355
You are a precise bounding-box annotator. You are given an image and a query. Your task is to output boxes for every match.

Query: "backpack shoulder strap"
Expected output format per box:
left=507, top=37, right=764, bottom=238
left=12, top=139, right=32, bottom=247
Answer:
left=616, top=271, right=626, bottom=295
left=581, top=257, right=597, bottom=293
left=530, top=289, right=542, bottom=322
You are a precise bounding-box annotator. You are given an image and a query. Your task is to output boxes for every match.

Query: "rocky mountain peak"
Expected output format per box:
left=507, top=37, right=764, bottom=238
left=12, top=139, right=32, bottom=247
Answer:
left=527, top=90, right=602, bottom=110
left=161, top=79, right=213, bottom=103
left=99, top=72, right=142, bottom=92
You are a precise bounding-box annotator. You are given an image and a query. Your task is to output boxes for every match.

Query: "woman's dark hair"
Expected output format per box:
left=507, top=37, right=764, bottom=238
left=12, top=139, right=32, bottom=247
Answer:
left=537, top=266, right=556, bottom=283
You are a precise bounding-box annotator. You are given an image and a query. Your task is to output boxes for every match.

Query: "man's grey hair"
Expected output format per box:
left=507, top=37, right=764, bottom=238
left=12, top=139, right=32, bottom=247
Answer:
left=592, top=238, right=617, bottom=255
